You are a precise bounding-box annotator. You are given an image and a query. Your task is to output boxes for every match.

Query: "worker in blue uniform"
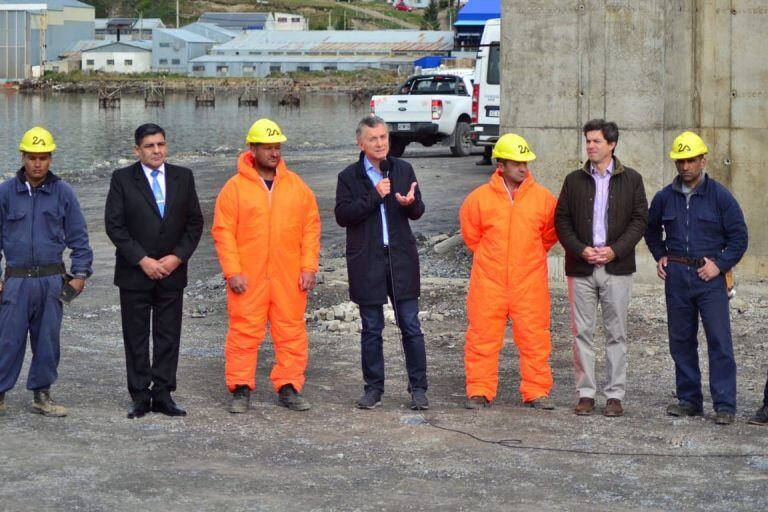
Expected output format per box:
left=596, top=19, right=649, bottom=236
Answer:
left=0, top=127, right=93, bottom=417
left=645, top=131, right=748, bottom=425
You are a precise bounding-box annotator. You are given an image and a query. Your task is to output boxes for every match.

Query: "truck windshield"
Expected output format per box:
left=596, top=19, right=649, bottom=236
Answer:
left=395, top=76, right=461, bottom=95
left=487, top=43, right=500, bottom=85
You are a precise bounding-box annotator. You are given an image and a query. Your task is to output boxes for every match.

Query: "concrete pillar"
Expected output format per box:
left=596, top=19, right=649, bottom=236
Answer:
left=500, top=0, right=768, bottom=279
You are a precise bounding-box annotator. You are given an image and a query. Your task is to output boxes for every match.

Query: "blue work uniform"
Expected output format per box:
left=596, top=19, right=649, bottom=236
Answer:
left=0, top=169, right=93, bottom=393
left=645, top=173, right=748, bottom=414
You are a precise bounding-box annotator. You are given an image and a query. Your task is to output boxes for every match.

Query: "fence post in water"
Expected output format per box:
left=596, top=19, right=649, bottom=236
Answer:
left=98, top=86, right=121, bottom=109
left=195, top=85, right=216, bottom=107
left=144, top=82, right=166, bottom=108
left=238, top=82, right=259, bottom=107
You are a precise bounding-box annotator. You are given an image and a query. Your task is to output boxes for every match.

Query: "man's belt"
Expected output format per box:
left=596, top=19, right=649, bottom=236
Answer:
left=4, top=264, right=65, bottom=278
left=666, top=255, right=706, bottom=268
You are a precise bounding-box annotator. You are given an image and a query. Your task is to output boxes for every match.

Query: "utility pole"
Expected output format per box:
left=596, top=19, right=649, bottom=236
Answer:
left=176, top=0, right=180, bottom=28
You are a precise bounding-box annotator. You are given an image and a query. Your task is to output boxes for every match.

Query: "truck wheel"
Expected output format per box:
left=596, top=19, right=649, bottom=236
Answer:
left=389, top=137, right=407, bottom=158
left=450, top=122, right=472, bottom=157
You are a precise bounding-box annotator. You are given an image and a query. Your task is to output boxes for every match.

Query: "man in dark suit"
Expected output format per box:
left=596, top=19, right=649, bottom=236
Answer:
left=105, top=124, right=203, bottom=419
left=334, top=115, right=429, bottom=410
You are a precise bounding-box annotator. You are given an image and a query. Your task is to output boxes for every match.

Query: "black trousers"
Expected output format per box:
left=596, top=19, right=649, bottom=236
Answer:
left=119, top=287, right=183, bottom=404
left=763, top=370, right=768, bottom=408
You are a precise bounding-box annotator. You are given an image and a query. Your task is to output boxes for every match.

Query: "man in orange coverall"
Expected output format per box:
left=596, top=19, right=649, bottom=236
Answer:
left=212, top=118, right=321, bottom=413
left=460, top=133, right=558, bottom=410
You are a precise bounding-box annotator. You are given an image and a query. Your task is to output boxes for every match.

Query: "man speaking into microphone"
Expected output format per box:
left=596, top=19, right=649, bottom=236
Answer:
left=335, top=115, right=429, bottom=410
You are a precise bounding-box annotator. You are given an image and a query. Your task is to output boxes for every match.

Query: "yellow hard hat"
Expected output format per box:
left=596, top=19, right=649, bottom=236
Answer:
left=670, top=131, right=708, bottom=160
left=19, top=126, right=56, bottom=153
left=245, top=118, right=287, bottom=145
left=492, top=133, right=536, bottom=162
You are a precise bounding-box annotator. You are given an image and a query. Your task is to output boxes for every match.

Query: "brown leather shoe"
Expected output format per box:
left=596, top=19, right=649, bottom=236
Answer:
left=603, top=398, right=624, bottom=417
left=574, top=397, right=595, bottom=416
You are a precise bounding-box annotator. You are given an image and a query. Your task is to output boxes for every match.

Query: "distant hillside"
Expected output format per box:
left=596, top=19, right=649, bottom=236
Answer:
left=79, top=0, right=451, bottom=31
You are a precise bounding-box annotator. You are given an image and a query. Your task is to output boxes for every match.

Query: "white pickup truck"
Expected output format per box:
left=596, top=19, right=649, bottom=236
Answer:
left=370, top=69, right=474, bottom=157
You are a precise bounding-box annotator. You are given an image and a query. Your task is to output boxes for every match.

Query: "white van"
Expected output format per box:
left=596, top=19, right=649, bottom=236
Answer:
left=470, top=18, right=500, bottom=158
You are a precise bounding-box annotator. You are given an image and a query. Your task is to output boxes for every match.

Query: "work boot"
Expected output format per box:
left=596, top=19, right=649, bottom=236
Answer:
left=714, top=411, right=735, bottom=425
left=465, top=395, right=490, bottom=409
left=0, top=392, right=6, bottom=417
left=747, top=406, right=768, bottom=426
left=603, top=398, right=624, bottom=417
left=524, top=396, right=555, bottom=410
left=228, top=385, right=251, bottom=414
left=357, top=390, right=382, bottom=410
left=574, top=397, right=595, bottom=416
left=31, top=390, right=68, bottom=417
left=410, top=389, right=429, bottom=410
left=666, top=402, right=703, bottom=417
left=278, top=384, right=311, bottom=411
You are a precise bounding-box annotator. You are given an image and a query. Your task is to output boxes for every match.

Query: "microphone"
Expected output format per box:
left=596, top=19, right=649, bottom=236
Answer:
left=380, top=159, right=390, bottom=179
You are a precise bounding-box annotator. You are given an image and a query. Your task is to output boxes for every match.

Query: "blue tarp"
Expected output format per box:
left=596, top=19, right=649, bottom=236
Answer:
left=454, top=0, right=500, bottom=25
left=413, top=56, right=447, bottom=68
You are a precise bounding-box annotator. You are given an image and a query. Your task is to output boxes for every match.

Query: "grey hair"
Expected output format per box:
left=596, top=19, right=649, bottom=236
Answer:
left=356, top=115, right=388, bottom=138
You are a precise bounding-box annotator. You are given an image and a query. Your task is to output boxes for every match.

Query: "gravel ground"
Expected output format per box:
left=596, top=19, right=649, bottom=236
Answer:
left=1, top=148, right=766, bottom=511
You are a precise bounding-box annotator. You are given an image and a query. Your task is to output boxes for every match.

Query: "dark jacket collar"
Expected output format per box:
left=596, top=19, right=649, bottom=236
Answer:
left=16, top=167, right=60, bottom=193
left=581, top=156, right=626, bottom=176
left=671, top=172, right=709, bottom=195
left=356, top=151, right=394, bottom=179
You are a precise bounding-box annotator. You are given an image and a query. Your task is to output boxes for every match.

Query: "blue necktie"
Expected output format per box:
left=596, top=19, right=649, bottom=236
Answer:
left=151, top=169, right=165, bottom=217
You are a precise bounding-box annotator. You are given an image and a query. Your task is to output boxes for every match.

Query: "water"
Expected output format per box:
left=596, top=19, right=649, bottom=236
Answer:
left=0, top=90, right=370, bottom=173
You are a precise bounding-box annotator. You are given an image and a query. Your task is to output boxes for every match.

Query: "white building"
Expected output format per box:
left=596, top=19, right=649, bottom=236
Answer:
left=272, top=12, right=307, bottom=31
left=189, top=30, right=453, bottom=77
left=81, top=40, right=152, bottom=73
left=95, top=17, right=166, bottom=40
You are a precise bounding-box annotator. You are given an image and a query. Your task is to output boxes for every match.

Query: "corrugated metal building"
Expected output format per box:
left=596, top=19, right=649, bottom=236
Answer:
left=188, top=30, right=453, bottom=77
left=44, top=38, right=105, bottom=73
left=95, top=17, right=166, bottom=41
left=183, top=22, right=238, bottom=44
left=152, top=28, right=215, bottom=74
left=0, top=0, right=94, bottom=81
left=82, top=40, right=152, bottom=73
left=198, top=12, right=272, bottom=31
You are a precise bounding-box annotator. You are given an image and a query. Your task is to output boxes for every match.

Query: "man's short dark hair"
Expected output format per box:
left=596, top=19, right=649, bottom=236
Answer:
left=356, top=115, right=387, bottom=138
left=134, top=123, right=166, bottom=146
left=582, top=119, right=619, bottom=146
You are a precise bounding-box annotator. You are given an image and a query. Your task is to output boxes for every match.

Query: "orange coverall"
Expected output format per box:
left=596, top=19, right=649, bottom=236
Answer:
left=459, top=170, right=558, bottom=402
left=212, top=152, right=321, bottom=392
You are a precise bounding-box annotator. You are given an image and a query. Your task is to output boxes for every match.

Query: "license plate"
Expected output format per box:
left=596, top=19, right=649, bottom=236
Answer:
left=487, top=108, right=500, bottom=118
left=397, top=123, right=411, bottom=131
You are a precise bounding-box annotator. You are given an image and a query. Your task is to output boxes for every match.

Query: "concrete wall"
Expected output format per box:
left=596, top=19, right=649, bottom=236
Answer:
left=500, top=0, right=768, bottom=279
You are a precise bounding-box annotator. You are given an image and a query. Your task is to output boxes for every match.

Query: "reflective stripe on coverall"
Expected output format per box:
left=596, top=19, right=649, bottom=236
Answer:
left=212, top=152, right=321, bottom=392
left=459, top=170, right=558, bottom=401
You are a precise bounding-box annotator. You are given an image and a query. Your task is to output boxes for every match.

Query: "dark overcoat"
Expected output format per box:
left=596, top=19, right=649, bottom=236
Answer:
left=335, top=153, right=424, bottom=306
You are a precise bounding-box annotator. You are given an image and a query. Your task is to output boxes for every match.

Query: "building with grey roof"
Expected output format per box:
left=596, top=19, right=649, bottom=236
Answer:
left=152, top=28, right=215, bottom=74
left=183, top=22, right=238, bottom=44
left=188, top=30, right=453, bottom=77
left=82, top=40, right=152, bottom=73
left=95, top=17, right=166, bottom=41
left=199, top=12, right=272, bottom=31
left=0, top=0, right=95, bottom=80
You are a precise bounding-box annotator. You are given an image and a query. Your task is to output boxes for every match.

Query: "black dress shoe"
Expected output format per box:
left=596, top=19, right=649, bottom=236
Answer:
left=151, top=399, right=187, bottom=417
left=127, top=401, right=151, bottom=419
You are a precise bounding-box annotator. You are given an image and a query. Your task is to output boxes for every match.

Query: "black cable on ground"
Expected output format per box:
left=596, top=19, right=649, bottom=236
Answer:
left=415, top=415, right=768, bottom=459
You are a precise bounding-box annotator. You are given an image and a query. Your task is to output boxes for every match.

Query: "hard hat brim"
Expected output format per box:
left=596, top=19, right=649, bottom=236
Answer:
left=19, top=144, right=56, bottom=153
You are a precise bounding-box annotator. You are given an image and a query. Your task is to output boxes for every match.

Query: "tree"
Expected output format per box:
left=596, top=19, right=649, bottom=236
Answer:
left=422, top=0, right=439, bottom=30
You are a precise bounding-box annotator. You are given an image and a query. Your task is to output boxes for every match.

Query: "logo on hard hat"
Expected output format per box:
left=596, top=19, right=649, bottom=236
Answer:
left=676, top=143, right=691, bottom=152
